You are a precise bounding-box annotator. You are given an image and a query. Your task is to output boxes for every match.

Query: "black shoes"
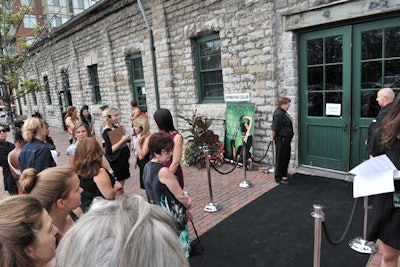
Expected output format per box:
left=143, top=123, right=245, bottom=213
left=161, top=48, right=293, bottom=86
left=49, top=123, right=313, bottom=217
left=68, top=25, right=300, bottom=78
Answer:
left=275, top=179, right=288, bottom=184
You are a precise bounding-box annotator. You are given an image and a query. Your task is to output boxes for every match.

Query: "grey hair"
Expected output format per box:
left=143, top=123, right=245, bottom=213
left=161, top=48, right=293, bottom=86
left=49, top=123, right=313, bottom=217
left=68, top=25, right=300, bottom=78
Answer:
left=55, top=194, right=189, bottom=267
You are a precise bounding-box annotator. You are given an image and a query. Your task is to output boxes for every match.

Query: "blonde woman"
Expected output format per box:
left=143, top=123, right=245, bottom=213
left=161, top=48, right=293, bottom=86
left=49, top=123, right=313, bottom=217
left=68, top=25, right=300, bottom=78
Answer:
left=133, top=116, right=151, bottom=189
left=19, top=166, right=83, bottom=243
left=19, top=117, right=56, bottom=173
left=101, top=107, right=131, bottom=188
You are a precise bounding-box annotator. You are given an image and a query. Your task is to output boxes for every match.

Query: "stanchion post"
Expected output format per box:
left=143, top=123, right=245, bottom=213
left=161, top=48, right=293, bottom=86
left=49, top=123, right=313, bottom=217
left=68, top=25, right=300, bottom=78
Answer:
left=269, top=140, right=275, bottom=173
left=239, top=135, right=253, bottom=188
left=203, top=145, right=221, bottom=213
left=311, top=204, right=325, bottom=267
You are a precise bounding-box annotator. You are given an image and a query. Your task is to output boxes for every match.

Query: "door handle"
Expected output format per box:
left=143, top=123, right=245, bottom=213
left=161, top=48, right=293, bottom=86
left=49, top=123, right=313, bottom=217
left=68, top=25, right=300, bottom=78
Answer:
left=343, top=124, right=347, bottom=131
left=352, top=123, right=358, bottom=130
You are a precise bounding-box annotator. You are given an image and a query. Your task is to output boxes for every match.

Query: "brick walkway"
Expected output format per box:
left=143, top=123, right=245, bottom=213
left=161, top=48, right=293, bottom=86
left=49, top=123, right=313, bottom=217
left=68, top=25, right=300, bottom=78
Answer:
left=2, top=126, right=397, bottom=266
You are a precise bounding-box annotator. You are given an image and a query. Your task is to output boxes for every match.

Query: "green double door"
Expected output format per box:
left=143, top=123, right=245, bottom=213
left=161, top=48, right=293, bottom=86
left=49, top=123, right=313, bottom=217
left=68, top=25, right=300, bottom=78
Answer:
left=299, top=18, right=400, bottom=172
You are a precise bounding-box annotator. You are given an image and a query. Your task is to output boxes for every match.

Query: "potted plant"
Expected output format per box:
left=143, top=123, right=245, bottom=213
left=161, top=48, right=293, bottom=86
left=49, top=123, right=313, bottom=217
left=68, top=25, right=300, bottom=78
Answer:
left=179, top=110, right=224, bottom=168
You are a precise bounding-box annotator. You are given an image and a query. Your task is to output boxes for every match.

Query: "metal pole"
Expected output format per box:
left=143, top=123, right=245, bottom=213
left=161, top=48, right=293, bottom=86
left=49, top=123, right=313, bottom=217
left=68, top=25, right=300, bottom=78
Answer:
left=203, top=145, right=221, bottom=212
left=239, top=136, right=253, bottom=188
left=311, top=204, right=324, bottom=267
left=269, top=140, right=275, bottom=173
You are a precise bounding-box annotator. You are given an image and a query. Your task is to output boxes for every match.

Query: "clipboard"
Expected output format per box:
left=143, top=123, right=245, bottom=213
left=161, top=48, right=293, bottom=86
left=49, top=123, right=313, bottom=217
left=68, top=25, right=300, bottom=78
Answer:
left=108, top=127, right=124, bottom=145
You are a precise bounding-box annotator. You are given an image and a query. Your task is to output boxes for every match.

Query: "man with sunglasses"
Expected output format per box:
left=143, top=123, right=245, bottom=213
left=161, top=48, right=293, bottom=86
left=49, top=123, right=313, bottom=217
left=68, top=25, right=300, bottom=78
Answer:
left=0, top=126, right=17, bottom=195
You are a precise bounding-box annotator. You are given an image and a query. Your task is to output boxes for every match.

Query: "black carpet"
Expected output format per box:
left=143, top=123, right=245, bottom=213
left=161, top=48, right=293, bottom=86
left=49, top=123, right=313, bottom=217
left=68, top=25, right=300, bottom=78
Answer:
left=189, top=173, right=370, bottom=267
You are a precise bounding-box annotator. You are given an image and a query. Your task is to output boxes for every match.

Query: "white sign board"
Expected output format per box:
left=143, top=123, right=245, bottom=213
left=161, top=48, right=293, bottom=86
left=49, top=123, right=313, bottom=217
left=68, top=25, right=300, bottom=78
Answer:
left=224, top=93, right=250, bottom=102
left=325, top=103, right=341, bottom=116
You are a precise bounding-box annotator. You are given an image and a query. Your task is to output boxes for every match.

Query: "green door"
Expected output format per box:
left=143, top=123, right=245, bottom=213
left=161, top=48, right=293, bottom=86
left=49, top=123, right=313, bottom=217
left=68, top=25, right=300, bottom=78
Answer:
left=299, top=18, right=400, bottom=172
left=299, top=27, right=352, bottom=171
left=350, top=18, right=400, bottom=169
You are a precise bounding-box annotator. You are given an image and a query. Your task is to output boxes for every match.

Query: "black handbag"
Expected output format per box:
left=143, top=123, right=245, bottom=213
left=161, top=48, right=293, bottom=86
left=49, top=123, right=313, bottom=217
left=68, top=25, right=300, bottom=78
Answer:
left=189, top=219, right=204, bottom=257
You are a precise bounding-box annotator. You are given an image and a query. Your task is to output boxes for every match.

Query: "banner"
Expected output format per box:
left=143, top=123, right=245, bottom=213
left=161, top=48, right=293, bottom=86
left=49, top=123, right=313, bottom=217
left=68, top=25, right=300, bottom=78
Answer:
left=224, top=102, right=255, bottom=162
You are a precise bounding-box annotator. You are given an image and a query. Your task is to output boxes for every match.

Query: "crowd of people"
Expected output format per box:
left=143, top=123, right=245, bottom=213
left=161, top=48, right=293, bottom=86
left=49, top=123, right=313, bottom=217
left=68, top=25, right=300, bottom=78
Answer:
left=0, top=91, right=399, bottom=266
left=0, top=102, right=194, bottom=266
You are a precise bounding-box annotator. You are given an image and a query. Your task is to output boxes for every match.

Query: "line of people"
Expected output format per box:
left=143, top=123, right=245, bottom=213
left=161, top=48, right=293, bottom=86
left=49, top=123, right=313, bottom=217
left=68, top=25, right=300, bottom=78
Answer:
left=0, top=103, right=194, bottom=266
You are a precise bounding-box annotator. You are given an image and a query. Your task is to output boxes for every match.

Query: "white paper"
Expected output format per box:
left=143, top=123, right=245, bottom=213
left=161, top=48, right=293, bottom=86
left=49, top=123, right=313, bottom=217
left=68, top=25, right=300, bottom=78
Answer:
left=51, top=150, right=58, bottom=165
left=349, top=155, right=398, bottom=198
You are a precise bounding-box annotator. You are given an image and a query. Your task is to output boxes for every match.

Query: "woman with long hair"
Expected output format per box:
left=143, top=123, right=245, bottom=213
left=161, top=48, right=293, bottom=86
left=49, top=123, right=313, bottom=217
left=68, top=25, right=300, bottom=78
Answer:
left=143, top=131, right=192, bottom=257
left=66, top=121, right=89, bottom=166
left=19, top=166, right=83, bottom=243
left=64, top=106, right=80, bottom=144
left=80, top=105, right=95, bottom=136
left=74, top=137, right=123, bottom=212
left=153, top=108, right=185, bottom=188
left=0, top=195, right=58, bottom=267
left=367, top=93, right=400, bottom=267
left=133, top=116, right=151, bottom=189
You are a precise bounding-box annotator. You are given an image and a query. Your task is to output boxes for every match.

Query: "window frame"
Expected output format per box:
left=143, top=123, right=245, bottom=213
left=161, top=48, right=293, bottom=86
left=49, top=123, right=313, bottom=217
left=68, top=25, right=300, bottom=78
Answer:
left=88, top=64, right=101, bottom=104
left=195, top=33, right=224, bottom=103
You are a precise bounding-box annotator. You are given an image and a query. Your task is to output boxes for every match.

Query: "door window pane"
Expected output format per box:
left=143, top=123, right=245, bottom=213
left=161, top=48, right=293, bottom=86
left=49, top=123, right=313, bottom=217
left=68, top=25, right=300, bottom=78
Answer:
left=361, top=61, right=382, bottom=88
left=361, top=91, right=380, bottom=118
left=308, top=66, right=323, bottom=90
left=385, top=26, right=400, bottom=57
left=326, top=65, right=342, bottom=90
left=307, top=38, right=323, bottom=65
left=308, top=93, right=323, bottom=116
left=362, top=30, right=382, bottom=60
left=325, top=35, right=343, bottom=63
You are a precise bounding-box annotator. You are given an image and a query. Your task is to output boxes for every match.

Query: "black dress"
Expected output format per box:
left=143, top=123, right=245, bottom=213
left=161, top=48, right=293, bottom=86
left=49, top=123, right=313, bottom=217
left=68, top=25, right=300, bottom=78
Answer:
left=137, top=152, right=150, bottom=189
left=102, top=127, right=130, bottom=181
left=367, top=132, right=400, bottom=249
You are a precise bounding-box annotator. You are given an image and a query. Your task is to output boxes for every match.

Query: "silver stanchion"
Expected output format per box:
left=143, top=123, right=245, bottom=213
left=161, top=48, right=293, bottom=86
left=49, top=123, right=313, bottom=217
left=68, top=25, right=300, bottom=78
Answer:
left=348, top=196, right=377, bottom=254
left=239, top=135, right=253, bottom=188
left=311, top=204, right=325, bottom=267
left=268, top=140, right=275, bottom=173
left=203, top=145, right=221, bottom=213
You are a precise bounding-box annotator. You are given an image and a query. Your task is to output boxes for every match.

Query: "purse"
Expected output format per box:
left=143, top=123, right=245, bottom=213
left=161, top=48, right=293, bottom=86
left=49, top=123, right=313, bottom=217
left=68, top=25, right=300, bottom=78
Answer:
left=189, top=219, right=204, bottom=257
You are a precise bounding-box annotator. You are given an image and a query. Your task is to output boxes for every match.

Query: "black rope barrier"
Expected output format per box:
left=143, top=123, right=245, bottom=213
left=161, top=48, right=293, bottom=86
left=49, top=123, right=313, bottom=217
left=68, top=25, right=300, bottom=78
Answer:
left=321, top=198, right=359, bottom=245
left=210, top=159, right=237, bottom=174
left=253, top=141, right=272, bottom=163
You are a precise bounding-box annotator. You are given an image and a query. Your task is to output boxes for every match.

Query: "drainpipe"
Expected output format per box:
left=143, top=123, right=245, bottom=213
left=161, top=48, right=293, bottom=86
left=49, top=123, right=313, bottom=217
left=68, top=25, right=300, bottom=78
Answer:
left=137, top=0, right=160, bottom=110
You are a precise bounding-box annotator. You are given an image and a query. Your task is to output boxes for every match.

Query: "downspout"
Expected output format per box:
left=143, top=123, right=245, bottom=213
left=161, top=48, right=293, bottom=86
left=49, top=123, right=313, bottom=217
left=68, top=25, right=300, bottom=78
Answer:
left=137, top=0, right=160, bottom=110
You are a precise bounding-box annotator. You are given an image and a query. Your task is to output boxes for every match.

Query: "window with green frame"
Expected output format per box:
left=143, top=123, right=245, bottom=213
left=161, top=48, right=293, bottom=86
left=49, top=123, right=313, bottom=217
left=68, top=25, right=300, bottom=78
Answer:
left=129, top=54, right=147, bottom=112
left=88, top=64, right=102, bottom=104
left=43, top=75, right=52, bottom=105
left=195, top=34, right=223, bottom=103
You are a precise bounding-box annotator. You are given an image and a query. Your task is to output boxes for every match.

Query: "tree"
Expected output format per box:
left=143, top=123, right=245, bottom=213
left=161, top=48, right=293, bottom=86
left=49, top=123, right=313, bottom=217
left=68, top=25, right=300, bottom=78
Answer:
left=0, top=0, right=45, bottom=137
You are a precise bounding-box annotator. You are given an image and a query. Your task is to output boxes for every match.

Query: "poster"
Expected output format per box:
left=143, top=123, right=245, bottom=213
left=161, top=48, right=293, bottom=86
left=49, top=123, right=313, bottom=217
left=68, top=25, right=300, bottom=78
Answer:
left=224, top=102, right=255, bottom=162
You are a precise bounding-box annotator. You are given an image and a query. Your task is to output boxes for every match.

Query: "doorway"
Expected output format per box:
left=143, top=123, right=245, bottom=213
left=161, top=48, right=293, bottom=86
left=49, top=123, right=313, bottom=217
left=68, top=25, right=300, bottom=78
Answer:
left=298, top=18, right=400, bottom=172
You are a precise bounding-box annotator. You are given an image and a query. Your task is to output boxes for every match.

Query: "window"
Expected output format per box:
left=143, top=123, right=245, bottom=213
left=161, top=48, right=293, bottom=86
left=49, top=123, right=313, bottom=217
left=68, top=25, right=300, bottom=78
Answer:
left=195, top=34, right=223, bottom=103
left=61, top=69, right=72, bottom=107
left=88, top=64, right=101, bottom=104
left=43, top=76, right=52, bottom=105
left=23, top=14, right=37, bottom=28
left=32, top=92, right=37, bottom=105
left=129, top=54, right=147, bottom=112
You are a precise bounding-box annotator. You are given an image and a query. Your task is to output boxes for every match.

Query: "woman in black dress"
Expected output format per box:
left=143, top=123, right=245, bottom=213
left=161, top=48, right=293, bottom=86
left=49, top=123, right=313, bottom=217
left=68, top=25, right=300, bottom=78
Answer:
left=101, top=107, right=131, bottom=192
left=270, top=97, right=294, bottom=184
left=368, top=93, right=400, bottom=267
left=132, top=116, right=151, bottom=189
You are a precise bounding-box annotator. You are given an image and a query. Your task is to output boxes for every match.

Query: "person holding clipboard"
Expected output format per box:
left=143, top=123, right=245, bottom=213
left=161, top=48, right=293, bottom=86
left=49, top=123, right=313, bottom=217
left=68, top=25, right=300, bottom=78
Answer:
left=101, top=107, right=131, bottom=192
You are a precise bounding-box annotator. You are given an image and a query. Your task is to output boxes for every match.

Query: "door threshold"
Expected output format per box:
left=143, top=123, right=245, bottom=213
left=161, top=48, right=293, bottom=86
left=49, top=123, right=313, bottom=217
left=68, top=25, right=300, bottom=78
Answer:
left=294, top=165, right=355, bottom=182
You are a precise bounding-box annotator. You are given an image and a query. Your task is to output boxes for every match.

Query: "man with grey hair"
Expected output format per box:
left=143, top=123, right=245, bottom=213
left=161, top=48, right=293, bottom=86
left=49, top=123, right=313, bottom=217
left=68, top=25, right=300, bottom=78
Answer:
left=366, top=87, right=395, bottom=155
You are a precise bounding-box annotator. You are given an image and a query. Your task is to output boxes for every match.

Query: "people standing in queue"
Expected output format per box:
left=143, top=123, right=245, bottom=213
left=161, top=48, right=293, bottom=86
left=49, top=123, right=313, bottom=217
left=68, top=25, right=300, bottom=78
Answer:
left=19, top=117, right=56, bottom=173
left=0, top=125, right=17, bottom=195
left=270, top=97, right=294, bottom=185
left=64, top=106, right=80, bottom=144
left=366, top=93, right=400, bottom=267
left=153, top=108, right=185, bottom=188
left=80, top=105, right=95, bottom=136
left=8, top=128, right=26, bottom=181
left=133, top=116, right=151, bottom=189
left=102, top=107, right=131, bottom=192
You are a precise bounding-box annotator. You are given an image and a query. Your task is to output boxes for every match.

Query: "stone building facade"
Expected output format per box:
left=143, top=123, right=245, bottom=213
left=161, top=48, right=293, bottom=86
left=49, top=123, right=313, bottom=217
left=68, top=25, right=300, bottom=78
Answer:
left=20, top=0, right=400, bottom=172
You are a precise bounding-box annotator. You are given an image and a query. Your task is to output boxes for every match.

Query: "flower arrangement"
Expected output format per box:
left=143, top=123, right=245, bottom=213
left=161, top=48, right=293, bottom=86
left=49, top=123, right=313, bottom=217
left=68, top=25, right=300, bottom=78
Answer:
left=179, top=110, right=225, bottom=169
